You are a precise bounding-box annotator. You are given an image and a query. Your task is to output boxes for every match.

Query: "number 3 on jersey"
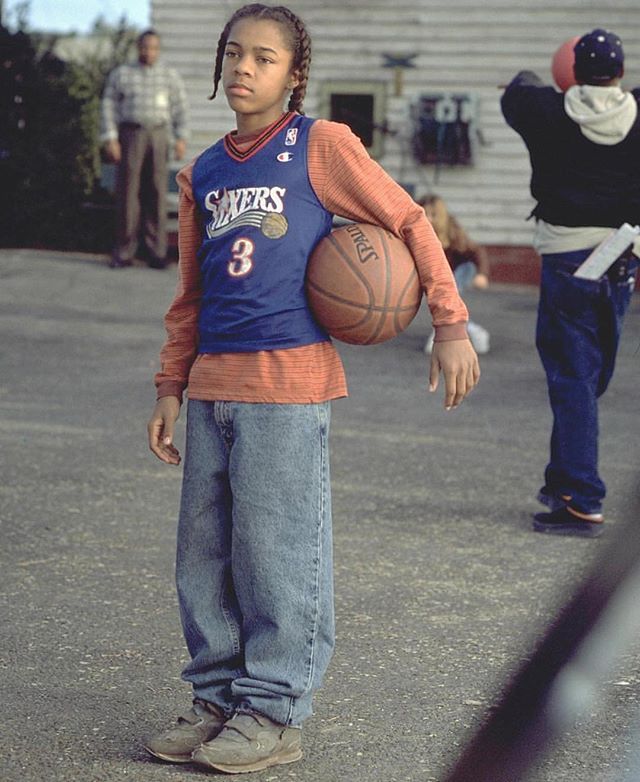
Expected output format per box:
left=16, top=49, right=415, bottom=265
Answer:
left=228, top=237, right=254, bottom=277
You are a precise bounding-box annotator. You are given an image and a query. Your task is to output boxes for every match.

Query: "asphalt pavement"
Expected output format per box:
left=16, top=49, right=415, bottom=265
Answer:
left=1, top=248, right=640, bottom=782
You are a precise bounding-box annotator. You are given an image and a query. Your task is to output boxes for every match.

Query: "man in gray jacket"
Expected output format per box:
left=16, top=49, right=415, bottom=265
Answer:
left=501, top=29, right=639, bottom=537
left=101, top=30, right=189, bottom=269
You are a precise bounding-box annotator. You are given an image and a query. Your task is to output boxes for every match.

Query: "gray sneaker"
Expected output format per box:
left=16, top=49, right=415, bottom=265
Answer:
left=143, top=699, right=226, bottom=763
left=191, top=711, right=303, bottom=774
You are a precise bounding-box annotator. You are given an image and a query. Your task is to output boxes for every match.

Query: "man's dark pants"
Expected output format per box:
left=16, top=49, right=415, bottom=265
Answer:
left=536, top=248, right=637, bottom=515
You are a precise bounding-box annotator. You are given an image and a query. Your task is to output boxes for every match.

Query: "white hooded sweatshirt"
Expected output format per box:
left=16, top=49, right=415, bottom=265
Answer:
left=564, top=84, right=638, bottom=145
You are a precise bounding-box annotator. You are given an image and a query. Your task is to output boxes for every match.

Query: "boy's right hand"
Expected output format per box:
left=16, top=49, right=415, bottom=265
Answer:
left=147, top=396, right=181, bottom=464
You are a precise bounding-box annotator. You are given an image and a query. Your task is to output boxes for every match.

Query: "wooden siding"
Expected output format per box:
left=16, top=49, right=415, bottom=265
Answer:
left=153, top=0, right=640, bottom=248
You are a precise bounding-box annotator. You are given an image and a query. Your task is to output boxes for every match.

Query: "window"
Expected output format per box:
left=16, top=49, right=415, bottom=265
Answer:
left=318, top=81, right=387, bottom=159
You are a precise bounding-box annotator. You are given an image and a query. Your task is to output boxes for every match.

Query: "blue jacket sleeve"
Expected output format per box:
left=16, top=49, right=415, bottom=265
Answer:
left=501, top=71, right=549, bottom=134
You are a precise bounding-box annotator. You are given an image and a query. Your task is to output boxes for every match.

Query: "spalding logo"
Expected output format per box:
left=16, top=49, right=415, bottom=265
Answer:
left=345, top=223, right=378, bottom=264
left=277, top=152, right=294, bottom=162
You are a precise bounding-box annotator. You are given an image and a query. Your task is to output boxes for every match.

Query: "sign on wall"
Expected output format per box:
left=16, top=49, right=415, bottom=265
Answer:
left=412, top=93, right=476, bottom=167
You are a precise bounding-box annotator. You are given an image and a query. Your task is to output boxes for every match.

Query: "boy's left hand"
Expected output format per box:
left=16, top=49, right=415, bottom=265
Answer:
left=429, top=339, right=480, bottom=410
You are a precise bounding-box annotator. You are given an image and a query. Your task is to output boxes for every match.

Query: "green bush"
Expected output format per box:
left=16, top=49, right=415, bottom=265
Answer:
left=0, top=21, right=136, bottom=250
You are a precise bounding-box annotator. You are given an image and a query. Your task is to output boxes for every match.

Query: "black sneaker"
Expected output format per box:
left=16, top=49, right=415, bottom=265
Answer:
left=533, top=506, right=604, bottom=538
left=148, top=255, right=168, bottom=270
left=537, top=486, right=571, bottom=512
left=109, top=256, right=133, bottom=269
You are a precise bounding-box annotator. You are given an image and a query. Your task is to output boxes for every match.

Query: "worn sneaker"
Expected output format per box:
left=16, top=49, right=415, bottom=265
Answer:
left=143, top=699, right=226, bottom=763
left=533, top=506, right=604, bottom=538
left=191, top=711, right=303, bottom=774
left=536, top=487, right=571, bottom=512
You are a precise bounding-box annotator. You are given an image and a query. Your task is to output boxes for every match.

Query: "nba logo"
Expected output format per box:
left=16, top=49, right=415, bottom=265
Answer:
left=285, top=128, right=298, bottom=146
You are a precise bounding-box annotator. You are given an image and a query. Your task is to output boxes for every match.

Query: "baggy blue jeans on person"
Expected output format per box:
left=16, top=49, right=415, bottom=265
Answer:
left=536, top=249, right=637, bottom=515
left=453, top=260, right=477, bottom=292
left=175, top=399, right=334, bottom=728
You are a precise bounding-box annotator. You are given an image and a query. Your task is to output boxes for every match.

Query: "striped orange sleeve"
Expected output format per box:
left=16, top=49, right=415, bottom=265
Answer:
left=308, top=120, right=469, bottom=341
left=185, top=343, right=347, bottom=403
left=155, top=160, right=203, bottom=400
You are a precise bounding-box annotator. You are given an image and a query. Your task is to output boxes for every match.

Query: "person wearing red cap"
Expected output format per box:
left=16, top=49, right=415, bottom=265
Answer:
left=501, top=29, right=640, bottom=537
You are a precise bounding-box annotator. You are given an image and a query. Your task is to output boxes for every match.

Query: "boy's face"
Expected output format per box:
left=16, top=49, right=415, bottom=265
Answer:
left=138, top=34, right=160, bottom=66
left=222, top=18, right=299, bottom=133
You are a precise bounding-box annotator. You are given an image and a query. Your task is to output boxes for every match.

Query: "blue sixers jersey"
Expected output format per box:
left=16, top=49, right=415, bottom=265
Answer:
left=191, top=113, right=333, bottom=353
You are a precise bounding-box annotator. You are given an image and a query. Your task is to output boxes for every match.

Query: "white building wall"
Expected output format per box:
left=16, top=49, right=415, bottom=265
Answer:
left=152, top=0, right=640, bottom=247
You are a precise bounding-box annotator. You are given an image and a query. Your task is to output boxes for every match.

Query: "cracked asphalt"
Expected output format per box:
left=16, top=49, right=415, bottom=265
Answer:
left=1, top=248, right=640, bottom=782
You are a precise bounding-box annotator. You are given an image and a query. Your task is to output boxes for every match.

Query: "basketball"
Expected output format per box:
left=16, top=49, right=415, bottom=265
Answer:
left=306, top=222, right=422, bottom=345
left=551, top=36, right=580, bottom=91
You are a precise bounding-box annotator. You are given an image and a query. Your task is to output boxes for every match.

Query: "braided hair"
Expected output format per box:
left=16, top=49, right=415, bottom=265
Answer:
left=210, top=4, right=311, bottom=114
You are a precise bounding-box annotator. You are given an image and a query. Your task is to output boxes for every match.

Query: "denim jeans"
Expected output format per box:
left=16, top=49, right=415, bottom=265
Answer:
left=175, top=399, right=334, bottom=727
left=536, top=249, right=637, bottom=514
left=453, top=260, right=477, bottom=292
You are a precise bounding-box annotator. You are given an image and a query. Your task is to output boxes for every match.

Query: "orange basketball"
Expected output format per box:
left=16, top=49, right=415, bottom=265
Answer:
left=306, top=222, right=422, bottom=345
left=551, top=36, right=580, bottom=91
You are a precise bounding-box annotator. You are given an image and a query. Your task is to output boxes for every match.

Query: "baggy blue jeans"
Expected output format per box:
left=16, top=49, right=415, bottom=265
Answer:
left=536, top=249, right=637, bottom=515
left=453, top=260, right=477, bottom=292
left=175, top=400, right=334, bottom=727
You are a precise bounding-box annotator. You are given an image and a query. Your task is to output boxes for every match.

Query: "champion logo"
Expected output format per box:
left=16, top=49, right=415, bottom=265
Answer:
left=277, top=151, right=294, bottom=162
left=285, top=127, right=298, bottom=146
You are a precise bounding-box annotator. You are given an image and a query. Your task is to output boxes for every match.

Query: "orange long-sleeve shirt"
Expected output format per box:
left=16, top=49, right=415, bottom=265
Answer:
left=155, top=116, right=469, bottom=404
